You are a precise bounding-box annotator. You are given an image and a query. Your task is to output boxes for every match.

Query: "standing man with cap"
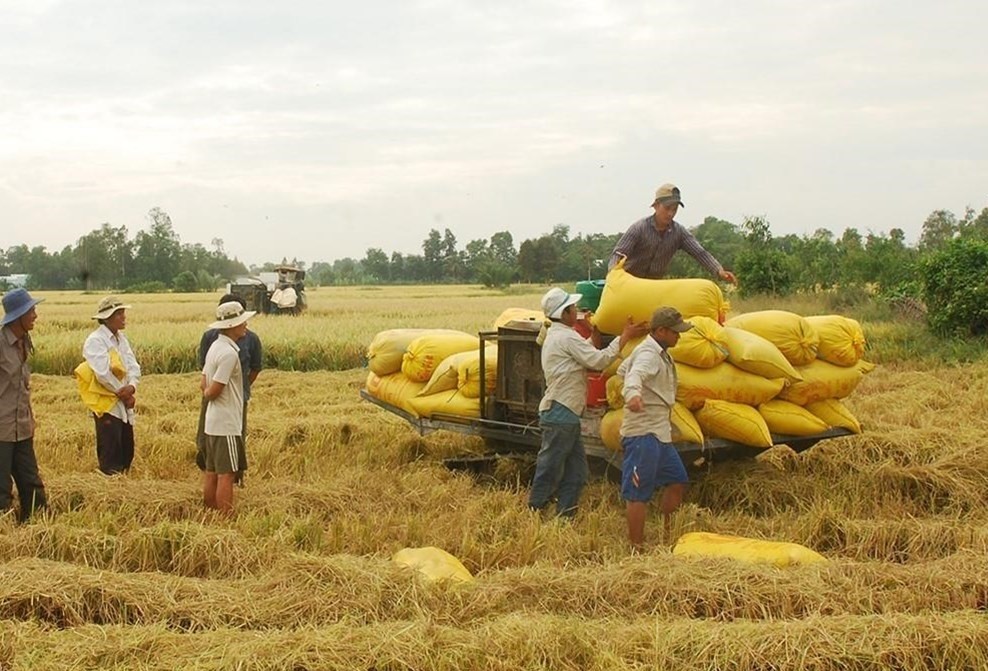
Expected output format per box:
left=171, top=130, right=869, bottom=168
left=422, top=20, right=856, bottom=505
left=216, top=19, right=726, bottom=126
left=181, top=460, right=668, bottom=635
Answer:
left=83, top=296, right=142, bottom=475
left=529, top=287, right=645, bottom=517
left=618, top=306, right=693, bottom=548
left=201, top=300, right=255, bottom=513
left=0, top=288, right=48, bottom=521
left=196, top=293, right=263, bottom=484
left=609, top=183, right=737, bottom=283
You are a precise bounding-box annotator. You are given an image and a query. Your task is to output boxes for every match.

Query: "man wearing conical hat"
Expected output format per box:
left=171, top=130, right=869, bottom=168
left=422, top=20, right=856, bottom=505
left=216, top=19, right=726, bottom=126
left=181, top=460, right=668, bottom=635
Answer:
left=200, top=300, right=255, bottom=513
left=0, top=288, right=48, bottom=521
left=82, top=296, right=142, bottom=475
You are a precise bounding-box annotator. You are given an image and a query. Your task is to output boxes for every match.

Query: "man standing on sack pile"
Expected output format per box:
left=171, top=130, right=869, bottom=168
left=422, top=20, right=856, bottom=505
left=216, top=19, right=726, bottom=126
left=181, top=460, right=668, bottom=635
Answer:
left=83, top=296, right=142, bottom=475
left=619, top=306, right=693, bottom=548
left=529, top=287, right=646, bottom=517
left=0, top=289, right=47, bottom=521
left=609, top=183, right=737, bottom=283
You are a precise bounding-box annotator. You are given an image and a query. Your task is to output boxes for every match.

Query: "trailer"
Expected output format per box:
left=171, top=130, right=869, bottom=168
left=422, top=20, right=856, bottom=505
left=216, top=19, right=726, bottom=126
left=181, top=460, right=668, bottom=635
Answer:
left=361, top=322, right=853, bottom=475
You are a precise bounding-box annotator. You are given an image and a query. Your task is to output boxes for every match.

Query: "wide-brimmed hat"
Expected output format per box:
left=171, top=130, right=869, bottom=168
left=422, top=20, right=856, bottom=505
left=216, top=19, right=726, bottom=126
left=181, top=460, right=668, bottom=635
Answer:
left=541, top=287, right=582, bottom=320
left=92, top=296, right=131, bottom=320
left=2, top=288, right=44, bottom=326
left=652, top=183, right=685, bottom=208
left=208, top=301, right=255, bottom=329
left=650, top=306, right=694, bottom=333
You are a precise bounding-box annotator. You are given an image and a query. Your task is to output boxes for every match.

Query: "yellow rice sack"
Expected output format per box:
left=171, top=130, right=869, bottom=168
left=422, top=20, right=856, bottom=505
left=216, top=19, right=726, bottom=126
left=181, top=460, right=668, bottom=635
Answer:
left=606, top=374, right=625, bottom=408
left=758, top=400, right=830, bottom=436
left=673, top=532, right=827, bottom=567
left=669, top=316, right=729, bottom=369
left=402, top=332, right=479, bottom=382
left=599, top=404, right=704, bottom=450
left=778, top=359, right=874, bottom=405
left=493, top=308, right=544, bottom=329
left=805, top=398, right=862, bottom=434
left=592, top=265, right=728, bottom=335
left=458, top=345, right=498, bottom=398
left=407, top=389, right=480, bottom=419
left=695, top=399, right=772, bottom=448
left=725, top=310, right=820, bottom=366
left=367, top=329, right=447, bottom=376
left=600, top=408, right=623, bottom=451
left=677, top=362, right=786, bottom=411
left=392, top=546, right=473, bottom=583
left=720, top=326, right=802, bottom=382
left=603, top=335, right=646, bottom=377
left=366, top=371, right=382, bottom=395
left=419, top=350, right=470, bottom=396
left=369, top=373, right=426, bottom=417
left=805, top=315, right=866, bottom=367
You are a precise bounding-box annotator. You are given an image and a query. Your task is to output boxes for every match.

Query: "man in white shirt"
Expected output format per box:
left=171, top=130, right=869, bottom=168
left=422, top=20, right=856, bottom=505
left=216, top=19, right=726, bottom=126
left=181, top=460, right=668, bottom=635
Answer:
left=618, top=306, right=693, bottom=548
left=529, top=287, right=645, bottom=517
left=82, top=296, right=141, bottom=475
left=201, top=301, right=255, bottom=513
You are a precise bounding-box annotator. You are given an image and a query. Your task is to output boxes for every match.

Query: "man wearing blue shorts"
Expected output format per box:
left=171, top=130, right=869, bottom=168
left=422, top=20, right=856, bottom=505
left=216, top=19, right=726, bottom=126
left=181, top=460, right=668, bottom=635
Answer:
left=618, top=306, right=693, bottom=548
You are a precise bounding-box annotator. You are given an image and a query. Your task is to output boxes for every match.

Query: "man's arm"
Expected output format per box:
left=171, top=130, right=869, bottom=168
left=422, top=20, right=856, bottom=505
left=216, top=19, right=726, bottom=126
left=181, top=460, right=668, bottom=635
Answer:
left=679, top=228, right=736, bottom=283
left=203, top=379, right=226, bottom=401
left=608, top=220, right=646, bottom=272
left=623, top=348, right=661, bottom=412
left=248, top=332, right=262, bottom=383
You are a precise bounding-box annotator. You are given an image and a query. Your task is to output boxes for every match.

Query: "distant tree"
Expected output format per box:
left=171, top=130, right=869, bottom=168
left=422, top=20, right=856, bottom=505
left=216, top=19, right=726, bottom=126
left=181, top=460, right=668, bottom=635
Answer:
left=921, top=237, right=988, bottom=336
left=362, top=248, right=390, bottom=283
left=133, top=208, right=181, bottom=285
left=422, top=229, right=443, bottom=282
left=172, top=270, right=198, bottom=293
left=919, top=209, right=958, bottom=251
left=733, top=216, right=792, bottom=296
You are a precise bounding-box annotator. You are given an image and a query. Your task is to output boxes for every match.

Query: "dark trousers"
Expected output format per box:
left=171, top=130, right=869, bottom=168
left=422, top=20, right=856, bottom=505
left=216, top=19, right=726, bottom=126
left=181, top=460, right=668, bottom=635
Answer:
left=0, top=437, right=47, bottom=522
left=94, top=414, right=134, bottom=475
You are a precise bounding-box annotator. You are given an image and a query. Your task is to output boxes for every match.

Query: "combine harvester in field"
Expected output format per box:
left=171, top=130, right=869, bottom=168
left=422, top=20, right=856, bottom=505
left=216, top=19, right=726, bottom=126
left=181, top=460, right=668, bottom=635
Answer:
left=228, top=265, right=308, bottom=316
left=361, top=267, right=872, bottom=475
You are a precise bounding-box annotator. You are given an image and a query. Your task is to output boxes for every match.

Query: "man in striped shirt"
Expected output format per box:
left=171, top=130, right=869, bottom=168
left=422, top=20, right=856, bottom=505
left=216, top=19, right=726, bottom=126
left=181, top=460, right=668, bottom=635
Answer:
left=608, top=184, right=737, bottom=284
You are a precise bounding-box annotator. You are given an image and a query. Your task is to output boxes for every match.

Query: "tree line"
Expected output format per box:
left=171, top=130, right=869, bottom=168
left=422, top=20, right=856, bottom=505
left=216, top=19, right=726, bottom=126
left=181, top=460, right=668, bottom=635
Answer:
left=3, top=205, right=987, bottom=317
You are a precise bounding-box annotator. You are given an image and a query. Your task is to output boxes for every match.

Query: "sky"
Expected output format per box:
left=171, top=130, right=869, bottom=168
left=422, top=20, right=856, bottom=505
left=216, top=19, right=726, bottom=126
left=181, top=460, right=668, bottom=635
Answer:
left=2, top=0, right=986, bottom=267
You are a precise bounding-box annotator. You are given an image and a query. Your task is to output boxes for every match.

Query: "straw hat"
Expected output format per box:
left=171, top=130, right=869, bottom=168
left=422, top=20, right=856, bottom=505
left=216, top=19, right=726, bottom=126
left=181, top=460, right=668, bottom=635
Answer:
left=92, top=296, right=131, bottom=320
left=208, top=301, right=255, bottom=329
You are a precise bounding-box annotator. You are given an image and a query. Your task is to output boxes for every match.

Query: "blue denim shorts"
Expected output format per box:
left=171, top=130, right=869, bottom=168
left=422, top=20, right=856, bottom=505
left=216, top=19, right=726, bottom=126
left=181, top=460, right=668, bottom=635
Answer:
left=620, top=434, right=688, bottom=502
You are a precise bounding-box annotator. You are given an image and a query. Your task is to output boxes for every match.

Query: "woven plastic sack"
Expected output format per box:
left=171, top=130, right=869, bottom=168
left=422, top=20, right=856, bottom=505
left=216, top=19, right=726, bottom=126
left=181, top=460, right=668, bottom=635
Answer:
left=402, top=332, right=479, bottom=382
left=493, top=308, right=544, bottom=330
left=669, top=316, right=729, bottom=369
left=758, top=400, right=829, bottom=436
left=457, top=345, right=497, bottom=398
left=673, top=532, right=826, bottom=567
left=407, top=389, right=480, bottom=419
left=74, top=349, right=126, bottom=417
left=695, top=399, right=772, bottom=448
left=599, top=404, right=703, bottom=451
left=600, top=408, right=623, bottom=451
left=603, top=335, right=646, bottom=377
left=368, top=329, right=462, bottom=377
left=805, top=315, right=866, bottom=367
left=419, top=349, right=477, bottom=396
left=805, top=398, right=862, bottom=433
left=725, top=311, right=820, bottom=366
left=676, top=362, right=786, bottom=411
left=392, top=546, right=473, bottom=583
left=720, top=326, right=802, bottom=382
left=778, top=359, right=874, bottom=405
left=368, top=373, right=426, bottom=417
left=592, top=264, right=728, bottom=336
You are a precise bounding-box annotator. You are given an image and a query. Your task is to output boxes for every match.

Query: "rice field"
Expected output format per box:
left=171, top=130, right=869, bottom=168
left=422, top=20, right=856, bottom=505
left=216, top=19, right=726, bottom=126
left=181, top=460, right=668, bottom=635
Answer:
left=3, top=286, right=988, bottom=670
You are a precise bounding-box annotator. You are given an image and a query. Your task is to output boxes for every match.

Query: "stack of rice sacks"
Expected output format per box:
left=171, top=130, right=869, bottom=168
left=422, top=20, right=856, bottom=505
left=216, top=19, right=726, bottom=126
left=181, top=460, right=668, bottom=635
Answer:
left=364, top=308, right=543, bottom=419
left=594, top=265, right=871, bottom=450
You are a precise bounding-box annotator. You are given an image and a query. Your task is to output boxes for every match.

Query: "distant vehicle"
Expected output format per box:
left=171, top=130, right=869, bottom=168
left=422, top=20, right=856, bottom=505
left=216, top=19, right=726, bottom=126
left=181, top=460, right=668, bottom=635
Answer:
left=228, top=265, right=307, bottom=315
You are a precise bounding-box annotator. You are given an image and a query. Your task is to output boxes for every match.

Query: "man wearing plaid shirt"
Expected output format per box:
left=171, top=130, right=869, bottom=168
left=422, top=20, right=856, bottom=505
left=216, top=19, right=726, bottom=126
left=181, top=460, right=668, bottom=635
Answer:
left=608, top=184, right=737, bottom=284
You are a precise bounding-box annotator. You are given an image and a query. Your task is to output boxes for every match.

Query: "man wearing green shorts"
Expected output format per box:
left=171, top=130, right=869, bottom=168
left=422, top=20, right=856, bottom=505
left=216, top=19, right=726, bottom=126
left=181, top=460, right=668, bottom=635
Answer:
left=201, top=301, right=255, bottom=513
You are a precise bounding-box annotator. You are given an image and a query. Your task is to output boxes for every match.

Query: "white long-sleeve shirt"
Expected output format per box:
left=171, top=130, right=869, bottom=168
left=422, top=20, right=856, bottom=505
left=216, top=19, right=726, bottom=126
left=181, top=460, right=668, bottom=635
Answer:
left=618, top=336, right=676, bottom=441
left=82, top=324, right=141, bottom=424
left=539, top=323, right=621, bottom=416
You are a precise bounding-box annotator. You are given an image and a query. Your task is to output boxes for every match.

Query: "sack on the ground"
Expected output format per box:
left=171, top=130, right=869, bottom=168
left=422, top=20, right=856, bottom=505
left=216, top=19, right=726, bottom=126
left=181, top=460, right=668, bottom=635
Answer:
left=407, top=389, right=480, bottom=419
left=592, top=264, right=728, bottom=335
left=392, top=546, right=474, bottom=582
left=805, top=398, right=862, bottom=433
left=720, top=326, right=802, bottom=383
left=758, top=399, right=830, bottom=436
left=673, top=532, right=827, bottom=567
left=805, top=315, right=866, bottom=367
left=725, top=310, right=820, bottom=366
left=402, top=332, right=479, bottom=382
left=695, top=399, right=773, bottom=448
left=669, top=316, right=729, bottom=369
left=778, top=359, right=874, bottom=405
left=677, top=362, right=786, bottom=410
